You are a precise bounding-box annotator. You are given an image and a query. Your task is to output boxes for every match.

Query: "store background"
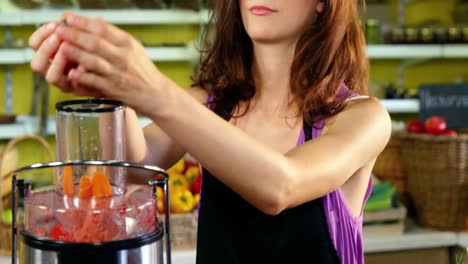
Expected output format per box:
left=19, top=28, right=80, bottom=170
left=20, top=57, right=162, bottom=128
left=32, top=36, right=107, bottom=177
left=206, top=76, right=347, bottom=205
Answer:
left=0, top=0, right=467, bottom=263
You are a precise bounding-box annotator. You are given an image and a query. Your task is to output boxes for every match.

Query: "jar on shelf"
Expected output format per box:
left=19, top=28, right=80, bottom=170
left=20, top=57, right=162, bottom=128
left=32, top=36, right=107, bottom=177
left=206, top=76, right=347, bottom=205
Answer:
left=434, top=27, right=448, bottom=44
left=109, top=0, right=136, bottom=9
left=448, top=26, right=462, bottom=43
left=78, top=0, right=107, bottom=8
left=462, top=27, right=468, bottom=44
left=404, top=27, right=419, bottom=44
left=11, top=0, right=44, bottom=9
left=133, top=0, right=166, bottom=9
left=365, top=19, right=382, bottom=44
left=165, top=0, right=200, bottom=10
left=49, top=0, right=75, bottom=8
left=391, top=27, right=405, bottom=44
left=420, top=27, right=434, bottom=44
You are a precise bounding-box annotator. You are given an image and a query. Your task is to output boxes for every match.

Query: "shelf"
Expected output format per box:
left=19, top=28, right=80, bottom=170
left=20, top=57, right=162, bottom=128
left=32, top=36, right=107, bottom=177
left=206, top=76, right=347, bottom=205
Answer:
left=144, top=46, right=199, bottom=62
left=367, top=44, right=468, bottom=59
left=0, top=49, right=29, bottom=64
left=2, top=44, right=466, bottom=65
left=0, top=116, right=152, bottom=140
left=364, top=230, right=458, bottom=254
left=0, top=99, right=419, bottom=139
left=441, top=45, right=468, bottom=59
left=0, top=46, right=198, bottom=65
left=1, top=230, right=466, bottom=264
left=380, top=99, right=419, bottom=113
left=0, top=9, right=210, bottom=26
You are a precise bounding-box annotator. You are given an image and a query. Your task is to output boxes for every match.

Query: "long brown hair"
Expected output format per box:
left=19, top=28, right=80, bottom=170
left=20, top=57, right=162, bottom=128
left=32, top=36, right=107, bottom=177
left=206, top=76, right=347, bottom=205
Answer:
left=195, top=0, right=368, bottom=125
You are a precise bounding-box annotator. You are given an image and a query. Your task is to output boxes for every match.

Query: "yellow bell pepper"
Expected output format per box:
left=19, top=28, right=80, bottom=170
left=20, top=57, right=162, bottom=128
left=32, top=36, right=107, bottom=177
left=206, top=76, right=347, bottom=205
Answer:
left=156, top=187, right=165, bottom=214
left=169, top=158, right=185, bottom=173
left=169, top=173, right=189, bottom=192
left=170, top=190, right=194, bottom=214
left=184, top=166, right=200, bottom=183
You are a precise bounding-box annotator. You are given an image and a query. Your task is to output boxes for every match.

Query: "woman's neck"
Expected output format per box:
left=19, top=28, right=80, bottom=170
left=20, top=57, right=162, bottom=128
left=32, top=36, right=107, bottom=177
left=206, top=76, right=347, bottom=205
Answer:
left=251, top=40, right=297, bottom=114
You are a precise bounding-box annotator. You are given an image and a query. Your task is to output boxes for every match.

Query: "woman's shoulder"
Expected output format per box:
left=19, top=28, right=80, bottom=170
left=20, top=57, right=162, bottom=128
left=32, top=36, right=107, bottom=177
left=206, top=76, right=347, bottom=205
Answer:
left=323, top=96, right=391, bottom=137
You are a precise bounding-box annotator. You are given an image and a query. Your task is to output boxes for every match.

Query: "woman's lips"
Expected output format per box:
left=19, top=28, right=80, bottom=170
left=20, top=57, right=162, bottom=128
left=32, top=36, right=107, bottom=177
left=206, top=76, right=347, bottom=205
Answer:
left=249, top=5, right=276, bottom=16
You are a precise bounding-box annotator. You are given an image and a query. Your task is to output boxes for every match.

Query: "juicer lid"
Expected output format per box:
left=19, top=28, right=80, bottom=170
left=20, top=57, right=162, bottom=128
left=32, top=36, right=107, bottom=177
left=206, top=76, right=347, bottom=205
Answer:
left=56, top=99, right=125, bottom=113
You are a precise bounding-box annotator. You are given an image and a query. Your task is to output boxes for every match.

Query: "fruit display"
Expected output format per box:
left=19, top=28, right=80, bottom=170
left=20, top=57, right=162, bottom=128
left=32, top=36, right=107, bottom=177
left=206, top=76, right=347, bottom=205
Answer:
left=157, top=155, right=202, bottom=215
left=406, top=116, right=457, bottom=136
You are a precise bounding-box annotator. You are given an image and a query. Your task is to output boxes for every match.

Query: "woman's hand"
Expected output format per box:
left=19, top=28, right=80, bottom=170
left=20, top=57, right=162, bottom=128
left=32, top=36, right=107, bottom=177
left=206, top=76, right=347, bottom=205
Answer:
left=29, top=13, right=95, bottom=95
left=47, top=13, right=174, bottom=116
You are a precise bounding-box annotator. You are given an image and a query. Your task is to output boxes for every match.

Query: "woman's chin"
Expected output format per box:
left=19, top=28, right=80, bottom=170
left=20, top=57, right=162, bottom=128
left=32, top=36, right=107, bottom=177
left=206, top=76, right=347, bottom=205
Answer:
left=249, top=34, right=286, bottom=44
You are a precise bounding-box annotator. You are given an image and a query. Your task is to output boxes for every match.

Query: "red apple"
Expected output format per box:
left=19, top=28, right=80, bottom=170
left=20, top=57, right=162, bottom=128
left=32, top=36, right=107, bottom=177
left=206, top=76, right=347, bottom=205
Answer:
left=406, top=119, right=425, bottom=133
left=425, top=116, right=447, bottom=135
left=441, top=129, right=457, bottom=136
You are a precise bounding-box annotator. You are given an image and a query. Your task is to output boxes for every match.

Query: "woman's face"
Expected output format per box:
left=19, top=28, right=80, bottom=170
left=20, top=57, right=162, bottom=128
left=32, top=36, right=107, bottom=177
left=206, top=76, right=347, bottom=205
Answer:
left=239, top=0, right=325, bottom=44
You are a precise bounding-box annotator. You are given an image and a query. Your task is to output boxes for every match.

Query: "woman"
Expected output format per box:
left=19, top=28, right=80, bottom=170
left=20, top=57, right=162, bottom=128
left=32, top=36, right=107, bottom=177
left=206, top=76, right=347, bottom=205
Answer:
left=29, top=1, right=391, bottom=263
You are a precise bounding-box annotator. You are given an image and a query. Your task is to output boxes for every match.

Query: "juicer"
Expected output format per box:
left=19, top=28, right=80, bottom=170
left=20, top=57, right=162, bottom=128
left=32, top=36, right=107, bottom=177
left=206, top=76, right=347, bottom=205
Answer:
left=9, top=99, right=171, bottom=264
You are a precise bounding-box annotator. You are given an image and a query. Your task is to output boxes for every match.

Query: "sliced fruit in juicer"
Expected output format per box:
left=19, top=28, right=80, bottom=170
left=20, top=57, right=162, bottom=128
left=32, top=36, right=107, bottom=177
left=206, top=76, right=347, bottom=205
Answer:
left=91, top=171, right=113, bottom=197
left=62, top=166, right=75, bottom=196
left=78, top=175, right=92, bottom=198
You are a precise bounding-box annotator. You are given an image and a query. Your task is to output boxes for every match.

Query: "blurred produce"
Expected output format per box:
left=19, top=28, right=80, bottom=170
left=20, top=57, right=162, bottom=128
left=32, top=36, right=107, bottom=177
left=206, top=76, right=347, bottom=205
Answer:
left=365, top=181, right=399, bottom=212
left=161, top=155, right=202, bottom=215
left=406, top=116, right=457, bottom=136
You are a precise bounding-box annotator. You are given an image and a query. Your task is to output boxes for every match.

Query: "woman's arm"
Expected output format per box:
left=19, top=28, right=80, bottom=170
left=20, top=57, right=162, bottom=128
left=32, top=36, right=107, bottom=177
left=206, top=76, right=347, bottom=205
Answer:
left=54, top=13, right=391, bottom=215
left=124, top=87, right=208, bottom=184
left=149, top=87, right=391, bottom=215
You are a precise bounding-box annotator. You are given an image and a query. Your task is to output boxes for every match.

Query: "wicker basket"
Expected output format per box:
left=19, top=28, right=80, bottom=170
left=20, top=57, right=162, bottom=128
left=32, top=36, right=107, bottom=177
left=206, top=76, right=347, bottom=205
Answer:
left=400, top=132, right=468, bottom=231
left=161, top=212, right=198, bottom=251
left=0, top=135, right=54, bottom=256
left=373, top=132, right=407, bottom=193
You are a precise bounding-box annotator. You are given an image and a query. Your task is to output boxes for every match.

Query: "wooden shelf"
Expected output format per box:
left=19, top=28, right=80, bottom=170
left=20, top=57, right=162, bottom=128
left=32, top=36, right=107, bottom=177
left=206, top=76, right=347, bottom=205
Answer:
left=0, top=9, right=209, bottom=25
left=380, top=99, right=419, bottom=113
left=0, top=99, right=419, bottom=139
left=367, top=44, right=468, bottom=59
left=0, top=116, right=152, bottom=139
left=0, top=46, right=198, bottom=65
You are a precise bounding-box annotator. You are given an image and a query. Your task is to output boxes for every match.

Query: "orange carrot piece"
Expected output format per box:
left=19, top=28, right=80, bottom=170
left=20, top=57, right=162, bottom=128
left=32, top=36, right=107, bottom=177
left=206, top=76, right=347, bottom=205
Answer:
left=91, top=171, right=113, bottom=197
left=78, top=175, right=92, bottom=198
left=62, top=166, right=75, bottom=196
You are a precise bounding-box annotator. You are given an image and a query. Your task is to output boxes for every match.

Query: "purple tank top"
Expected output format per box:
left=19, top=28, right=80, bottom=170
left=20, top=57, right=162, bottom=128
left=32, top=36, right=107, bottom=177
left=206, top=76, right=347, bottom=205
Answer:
left=298, top=84, right=372, bottom=264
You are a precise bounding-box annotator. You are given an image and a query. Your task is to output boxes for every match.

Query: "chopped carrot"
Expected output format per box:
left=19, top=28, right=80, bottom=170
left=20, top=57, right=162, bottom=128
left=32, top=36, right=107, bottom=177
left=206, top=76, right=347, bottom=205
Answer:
left=78, top=175, right=92, bottom=198
left=91, top=171, right=113, bottom=197
left=62, top=166, right=75, bottom=196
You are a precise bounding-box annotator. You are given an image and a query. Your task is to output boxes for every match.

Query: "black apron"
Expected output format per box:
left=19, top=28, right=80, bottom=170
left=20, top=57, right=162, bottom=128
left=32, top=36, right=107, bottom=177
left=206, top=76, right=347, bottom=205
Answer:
left=196, top=101, right=341, bottom=264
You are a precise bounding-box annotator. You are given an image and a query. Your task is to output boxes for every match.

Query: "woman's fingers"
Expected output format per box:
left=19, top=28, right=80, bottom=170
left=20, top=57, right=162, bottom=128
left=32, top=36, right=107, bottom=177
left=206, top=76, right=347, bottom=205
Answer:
left=55, top=25, right=121, bottom=63
left=30, top=33, right=61, bottom=74
left=68, top=68, right=110, bottom=96
left=61, top=42, right=113, bottom=76
left=65, top=13, right=131, bottom=47
left=29, top=22, right=58, bottom=50
left=45, top=45, right=75, bottom=92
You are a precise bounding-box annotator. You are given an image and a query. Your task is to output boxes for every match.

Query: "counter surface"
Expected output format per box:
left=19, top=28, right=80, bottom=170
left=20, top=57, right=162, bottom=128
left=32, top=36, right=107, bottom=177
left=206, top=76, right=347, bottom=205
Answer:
left=1, top=228, right=466, bottom=263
